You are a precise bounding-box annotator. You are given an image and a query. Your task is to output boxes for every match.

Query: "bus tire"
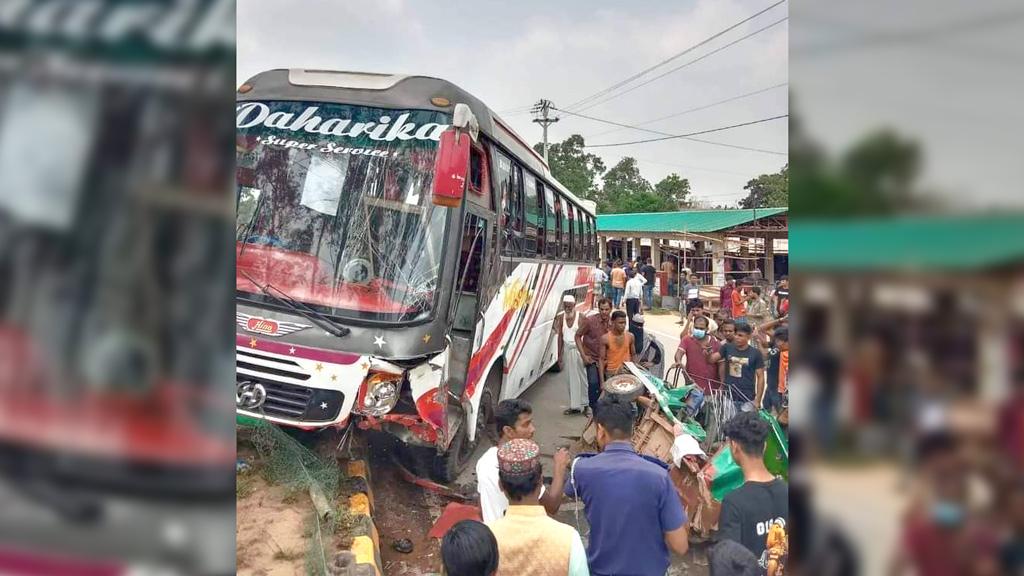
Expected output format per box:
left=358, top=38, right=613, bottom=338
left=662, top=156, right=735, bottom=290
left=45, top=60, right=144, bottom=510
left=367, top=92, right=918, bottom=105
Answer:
left=432, top=414, right=472, bottom=483
left=480, top=366, right=500, bottom=442
left=432, top=378, right=495, bottom=483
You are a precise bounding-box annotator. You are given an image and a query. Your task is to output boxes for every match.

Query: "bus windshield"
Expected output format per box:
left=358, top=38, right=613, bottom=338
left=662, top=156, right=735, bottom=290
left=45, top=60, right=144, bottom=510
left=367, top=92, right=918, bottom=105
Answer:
left=235, top=101, right=452, bottom=323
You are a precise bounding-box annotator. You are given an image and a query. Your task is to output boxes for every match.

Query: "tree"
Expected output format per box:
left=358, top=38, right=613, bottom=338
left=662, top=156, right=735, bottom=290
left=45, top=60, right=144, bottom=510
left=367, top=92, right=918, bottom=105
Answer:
left=599, top=157, right=667, bottom=214
left=654, top=173, right=691, bottom=209
left=533, top=135, right=605, bottom=201
left=740, top=165, right=788, bottom=208
left=839, top=128, right=920, bottom=209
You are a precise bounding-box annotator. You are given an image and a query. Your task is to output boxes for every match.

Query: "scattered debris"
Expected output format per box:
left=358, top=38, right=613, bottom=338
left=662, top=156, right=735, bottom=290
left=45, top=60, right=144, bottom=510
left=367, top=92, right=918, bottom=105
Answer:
left=236, top=458, right=250, bottom=473
left=309, top=482, right=334, bottom=521
left=391, top=538, right=414, bottom=554
left=329, top=551, right=377, bottom=576
left=391, top=456, right=472, bottom=501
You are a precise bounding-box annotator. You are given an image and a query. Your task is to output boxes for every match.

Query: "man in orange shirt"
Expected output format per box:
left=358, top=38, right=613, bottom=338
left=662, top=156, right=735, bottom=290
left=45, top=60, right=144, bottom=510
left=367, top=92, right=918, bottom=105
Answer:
left=598, top=311, right=637, bottom=387
left=610, top=261, right=627, bottom=309
left=732, top=282, right=747, bottom=322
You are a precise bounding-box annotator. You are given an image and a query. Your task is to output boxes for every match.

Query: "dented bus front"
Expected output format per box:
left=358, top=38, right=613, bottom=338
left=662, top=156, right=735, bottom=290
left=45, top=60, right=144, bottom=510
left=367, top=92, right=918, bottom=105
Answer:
left=234, top=90, right=465, bottom=466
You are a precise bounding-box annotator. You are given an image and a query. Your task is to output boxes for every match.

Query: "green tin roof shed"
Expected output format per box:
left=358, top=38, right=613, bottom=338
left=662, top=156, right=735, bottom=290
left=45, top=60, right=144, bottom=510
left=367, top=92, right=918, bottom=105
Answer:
left=791, top=214, right=1024, bottom=271
left=597, top=208, right=788, bottom=234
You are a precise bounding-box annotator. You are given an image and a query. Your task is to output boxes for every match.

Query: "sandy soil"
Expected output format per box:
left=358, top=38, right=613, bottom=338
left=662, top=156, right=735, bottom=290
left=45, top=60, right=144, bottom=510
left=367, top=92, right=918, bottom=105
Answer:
left=236, top=473, right=312, bottom=576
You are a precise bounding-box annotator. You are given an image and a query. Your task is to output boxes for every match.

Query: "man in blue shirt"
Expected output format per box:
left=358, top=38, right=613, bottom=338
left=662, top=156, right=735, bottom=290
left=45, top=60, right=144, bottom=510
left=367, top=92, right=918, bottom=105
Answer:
left=558, top=396, right=689, bottom=575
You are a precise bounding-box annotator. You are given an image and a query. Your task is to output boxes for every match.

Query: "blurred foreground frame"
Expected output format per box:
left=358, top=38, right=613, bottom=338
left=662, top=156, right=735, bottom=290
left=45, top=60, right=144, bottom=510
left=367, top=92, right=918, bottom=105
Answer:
left=0, top=1, right=236, bottom=575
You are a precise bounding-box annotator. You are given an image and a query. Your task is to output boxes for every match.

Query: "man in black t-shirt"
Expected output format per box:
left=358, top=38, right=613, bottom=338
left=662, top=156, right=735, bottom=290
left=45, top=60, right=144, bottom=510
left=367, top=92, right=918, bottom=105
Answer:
left=772, top=276, right=789, bottom=318
left=719, top=411, right=788, bottom=574
left=764, top=328, right=788, bottom=419
left=718, top=322, right=766, bottom=411
left=640, top=258, right=657, bottom=310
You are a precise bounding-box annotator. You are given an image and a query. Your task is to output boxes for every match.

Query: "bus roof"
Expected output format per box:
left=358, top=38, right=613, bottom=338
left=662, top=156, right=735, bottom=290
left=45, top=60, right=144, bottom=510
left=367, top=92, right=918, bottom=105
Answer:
left=240, top=69, right=593, bottom=216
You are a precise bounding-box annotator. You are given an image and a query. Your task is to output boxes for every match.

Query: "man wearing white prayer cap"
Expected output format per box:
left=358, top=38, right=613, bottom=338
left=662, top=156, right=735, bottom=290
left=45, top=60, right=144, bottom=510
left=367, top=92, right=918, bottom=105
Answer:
left=553, top=293, right=587, bottom=415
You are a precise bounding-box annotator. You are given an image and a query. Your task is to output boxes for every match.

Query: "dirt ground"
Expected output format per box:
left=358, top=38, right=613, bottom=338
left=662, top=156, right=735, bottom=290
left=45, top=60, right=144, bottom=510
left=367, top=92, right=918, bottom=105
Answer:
left=236, top=473, right=311, bottom=576
left=374, top=463, right=446, bottom=575
left=236, top=439, right=352, bottom=576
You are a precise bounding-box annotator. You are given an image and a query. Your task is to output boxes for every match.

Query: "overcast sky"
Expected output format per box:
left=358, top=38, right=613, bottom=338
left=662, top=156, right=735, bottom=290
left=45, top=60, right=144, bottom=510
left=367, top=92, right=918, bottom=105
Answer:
left=238, top=0, right=789, bottom=207
left=792, top=0, right=1024, bottom=209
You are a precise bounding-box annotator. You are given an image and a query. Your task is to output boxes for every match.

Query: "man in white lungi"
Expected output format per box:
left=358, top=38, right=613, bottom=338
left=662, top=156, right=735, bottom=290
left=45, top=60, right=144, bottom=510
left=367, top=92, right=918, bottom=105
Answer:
left=553, top=295, right=587, bottom=415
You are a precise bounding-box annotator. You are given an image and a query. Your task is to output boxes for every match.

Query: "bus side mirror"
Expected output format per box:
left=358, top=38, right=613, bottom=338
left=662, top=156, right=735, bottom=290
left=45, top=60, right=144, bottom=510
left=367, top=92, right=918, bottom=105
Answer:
left=431, top=128, right=471, bottom=208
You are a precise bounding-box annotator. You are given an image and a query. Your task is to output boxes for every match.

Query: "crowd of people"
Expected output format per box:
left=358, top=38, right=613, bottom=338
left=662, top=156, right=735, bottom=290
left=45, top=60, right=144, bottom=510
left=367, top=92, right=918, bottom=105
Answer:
left=435, top=262, right=792, bottom=575
left=441, top=399, right=787, bottom=576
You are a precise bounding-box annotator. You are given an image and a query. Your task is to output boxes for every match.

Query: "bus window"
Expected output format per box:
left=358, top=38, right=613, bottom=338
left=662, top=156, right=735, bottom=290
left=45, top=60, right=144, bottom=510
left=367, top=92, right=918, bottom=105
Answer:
left=494, top=150, right=512, bottom=254
left=566, top=204, right=575, bottom=260
left=524, top=172, right=539, bottom=255
left=510, top=163, right=524, bottom=239
left=545, top=186, right=557, bottom=259
left=468, top=144, right=489, bottom=208
left=560, top=197, right=570, bottom=260
left=533, top=178, right=546, bottom=257
left=588, top=216, right=595, bottom=260
left=585, top=215, right=593, bottom=260
left=575, top=207, right=584, bottom=260
left=553, top=197, right=563, bottom=259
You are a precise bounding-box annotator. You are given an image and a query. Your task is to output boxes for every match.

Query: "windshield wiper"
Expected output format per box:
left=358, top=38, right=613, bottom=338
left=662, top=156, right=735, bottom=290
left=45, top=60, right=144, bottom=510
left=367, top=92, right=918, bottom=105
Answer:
left=238, top=270, right=350, bottom=337
left=237, top=186, right=268, bottom=259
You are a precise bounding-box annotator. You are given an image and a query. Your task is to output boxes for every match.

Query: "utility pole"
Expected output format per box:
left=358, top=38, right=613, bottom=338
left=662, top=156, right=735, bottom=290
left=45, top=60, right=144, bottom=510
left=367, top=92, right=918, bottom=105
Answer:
left=531, top=99, right=559, bottom=163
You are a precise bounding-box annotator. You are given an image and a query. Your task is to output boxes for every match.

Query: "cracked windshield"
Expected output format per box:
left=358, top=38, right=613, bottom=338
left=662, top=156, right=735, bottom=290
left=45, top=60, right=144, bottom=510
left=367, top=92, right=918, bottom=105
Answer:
left=236, top=101, right=451, bottom=322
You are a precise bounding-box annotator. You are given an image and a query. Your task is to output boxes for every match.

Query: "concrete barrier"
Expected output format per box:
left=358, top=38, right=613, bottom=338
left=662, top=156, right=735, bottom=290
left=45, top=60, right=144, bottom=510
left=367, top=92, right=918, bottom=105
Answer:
left=341, top=459, right=382, bottom=576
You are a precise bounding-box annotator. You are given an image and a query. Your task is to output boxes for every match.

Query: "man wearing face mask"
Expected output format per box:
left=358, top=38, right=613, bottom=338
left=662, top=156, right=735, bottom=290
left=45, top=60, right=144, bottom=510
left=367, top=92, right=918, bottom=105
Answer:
left=718, top=411, right=788, bottom=572
left=673, top=314, right=721, bottom=394
left=555, top=396, right=689, bottom=576
left=890, top=431, right=1000, bottom=576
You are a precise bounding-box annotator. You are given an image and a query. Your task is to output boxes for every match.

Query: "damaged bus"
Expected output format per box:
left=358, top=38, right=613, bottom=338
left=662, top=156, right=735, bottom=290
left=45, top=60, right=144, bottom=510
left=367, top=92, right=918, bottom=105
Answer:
left=236, top=69, right=598, bottom=480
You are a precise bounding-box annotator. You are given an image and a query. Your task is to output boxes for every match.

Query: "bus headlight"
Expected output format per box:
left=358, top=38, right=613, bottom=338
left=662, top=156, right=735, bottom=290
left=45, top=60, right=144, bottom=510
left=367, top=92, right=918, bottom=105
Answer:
left=359, top=373, right=401, bottom=416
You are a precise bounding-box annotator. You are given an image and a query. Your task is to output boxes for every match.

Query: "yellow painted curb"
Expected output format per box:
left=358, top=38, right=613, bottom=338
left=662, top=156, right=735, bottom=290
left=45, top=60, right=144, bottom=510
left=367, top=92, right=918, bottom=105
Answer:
left=349, top=492, right=371, bottom=516
left=350, top=536, right=379, bottom=575
left=344, top=458, right=382, bottom=575
left=347, top=459, right=375, bottom=510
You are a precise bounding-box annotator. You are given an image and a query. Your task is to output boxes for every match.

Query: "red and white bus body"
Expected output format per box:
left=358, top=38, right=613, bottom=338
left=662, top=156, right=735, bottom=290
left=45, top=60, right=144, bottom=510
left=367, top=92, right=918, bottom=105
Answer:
left=236, top=69, right=598, bottom=479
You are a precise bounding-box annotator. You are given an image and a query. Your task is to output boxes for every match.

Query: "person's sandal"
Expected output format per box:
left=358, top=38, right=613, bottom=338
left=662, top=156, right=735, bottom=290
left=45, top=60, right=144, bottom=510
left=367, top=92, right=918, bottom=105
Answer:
left=563, top=408, right=582, bottom=415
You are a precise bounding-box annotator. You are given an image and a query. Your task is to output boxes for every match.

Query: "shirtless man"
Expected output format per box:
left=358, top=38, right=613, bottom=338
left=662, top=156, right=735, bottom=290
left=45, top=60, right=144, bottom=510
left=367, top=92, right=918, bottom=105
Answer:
left=598, top=311, right=638, bottom=388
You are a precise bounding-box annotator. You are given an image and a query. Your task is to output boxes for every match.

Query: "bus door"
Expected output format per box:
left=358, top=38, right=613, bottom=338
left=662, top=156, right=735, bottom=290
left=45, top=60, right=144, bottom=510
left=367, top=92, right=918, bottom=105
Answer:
left=447, top=209, right=491, bottom=398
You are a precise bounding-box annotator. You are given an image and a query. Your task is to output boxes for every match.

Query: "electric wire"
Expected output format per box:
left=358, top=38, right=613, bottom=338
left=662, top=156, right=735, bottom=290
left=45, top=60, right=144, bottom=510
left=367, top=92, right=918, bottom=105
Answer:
left=559, top=106, right=788, bottom=155
left=575, top=16, right=789, bottom=113
left=583, top=114, right=789, bottom=149
left=564, top=0, right=788, bottom=111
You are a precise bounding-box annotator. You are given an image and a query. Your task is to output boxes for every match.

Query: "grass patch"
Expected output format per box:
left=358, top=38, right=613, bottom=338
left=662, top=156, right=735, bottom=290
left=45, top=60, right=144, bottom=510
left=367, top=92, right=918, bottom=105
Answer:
left=237, top=470, right=258, bottom=499
left=281, top=486, right=303, bottom=505
left=272, top=549, right=304, bottom=562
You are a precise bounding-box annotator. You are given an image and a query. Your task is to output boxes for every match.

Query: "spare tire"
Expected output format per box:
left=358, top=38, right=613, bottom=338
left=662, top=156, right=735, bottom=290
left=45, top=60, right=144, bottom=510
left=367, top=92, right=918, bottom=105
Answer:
left=602, top=374, right=644, bottom=402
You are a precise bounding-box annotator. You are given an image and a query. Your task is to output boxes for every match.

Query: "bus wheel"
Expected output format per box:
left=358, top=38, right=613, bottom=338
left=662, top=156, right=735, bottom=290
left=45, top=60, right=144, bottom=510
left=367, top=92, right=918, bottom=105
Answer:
left=433, top=415, right=472, bottom=483
left=433, top=387, right=492, bottom=483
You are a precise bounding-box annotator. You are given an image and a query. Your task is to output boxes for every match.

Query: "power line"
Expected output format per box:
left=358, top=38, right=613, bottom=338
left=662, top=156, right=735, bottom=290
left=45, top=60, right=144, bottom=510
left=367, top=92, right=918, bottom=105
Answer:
left=583, top=114, right=789, bottom=148
left=576, top=16, right=789, bottom=112
left=622, top=157, right=761, bottom=178
left=564, top=0, right=787, bottom=111
left=584, top=82, right=788, bottom=139
left=559, top=107, right=788, bottom=155
left=497, top=105, right=534, bottom=114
